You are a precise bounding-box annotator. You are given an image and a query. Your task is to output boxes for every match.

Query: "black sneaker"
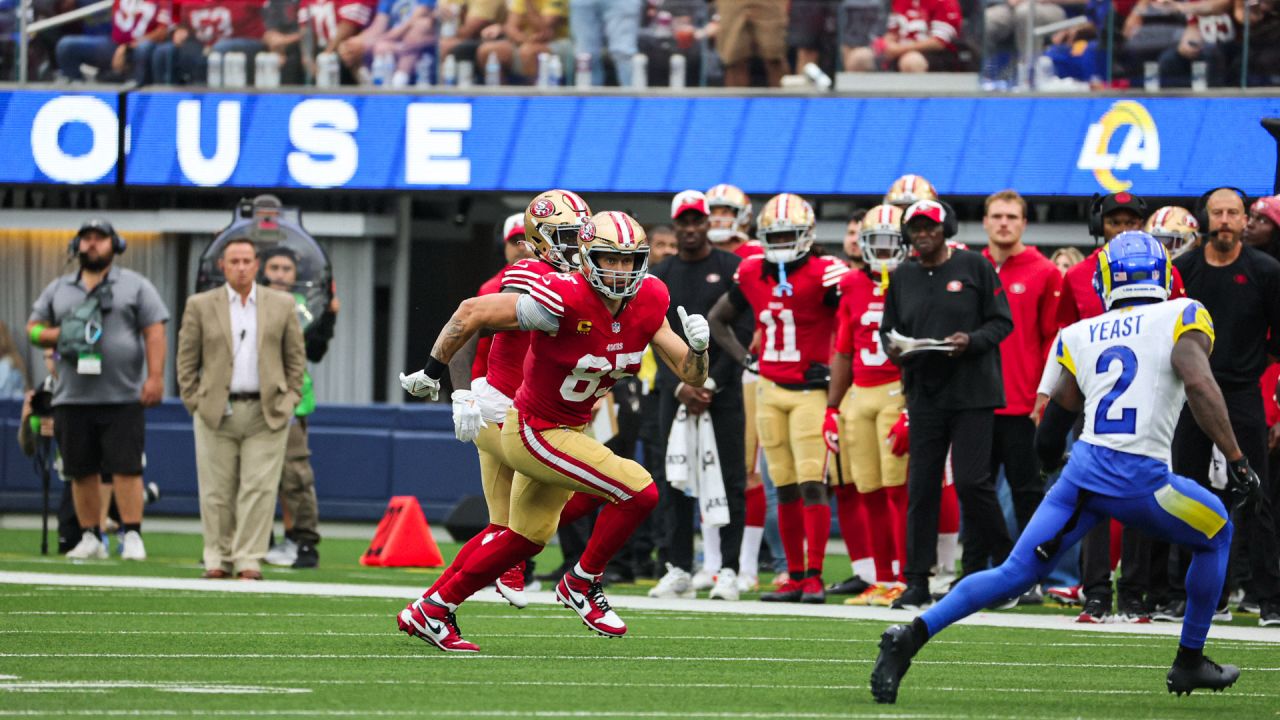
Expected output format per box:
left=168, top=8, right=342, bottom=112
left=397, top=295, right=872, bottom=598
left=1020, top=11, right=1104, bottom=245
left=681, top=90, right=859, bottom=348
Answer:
left=1152, top=600, right=1186, bottom=622
left=891, top=584, right=932, bottom=611
left=870, top=624, right=919, bottom=704
left=1213, top=599, right=1233, bottom=623
left=292, top=543, right=319, bottom=569
left=1237, top=593, right=1261, bottom=615
left=1259, top=604, right=1280, bottom=627
left=1018, top=584, right=1044, bottom=606
left=1167, top=655, right=1239, bottom=696
left=1118, top=596, right=1151, bottom=623
left=759, top=579, right=805, bottom=603
left=828, top=576, right=872, bottom=595
left=1076, top=598, right=1110, bottom=623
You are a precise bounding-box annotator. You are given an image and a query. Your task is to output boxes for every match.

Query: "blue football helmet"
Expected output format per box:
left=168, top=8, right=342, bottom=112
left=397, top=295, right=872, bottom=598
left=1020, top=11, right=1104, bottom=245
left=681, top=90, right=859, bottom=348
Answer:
left=1093, top=230, right=1172, bottom=310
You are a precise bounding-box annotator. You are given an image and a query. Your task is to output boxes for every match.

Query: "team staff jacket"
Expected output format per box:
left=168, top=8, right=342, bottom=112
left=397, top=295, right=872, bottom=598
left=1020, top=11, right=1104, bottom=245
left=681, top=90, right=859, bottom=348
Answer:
left=834, top=269, right=902, bottom=388
left=1058, top=246, right=1186, bottom=326
left=1174, top=244, right=1280, bottom=392
left=728, top=254, right=848, bottom=387
left=650, top=249, right=754, bottom=391
left=880, top=250, right=1013, bottom=411
left=516, top=272, right=670, bottom=429
left=983, top=246, right=1062, bottom=416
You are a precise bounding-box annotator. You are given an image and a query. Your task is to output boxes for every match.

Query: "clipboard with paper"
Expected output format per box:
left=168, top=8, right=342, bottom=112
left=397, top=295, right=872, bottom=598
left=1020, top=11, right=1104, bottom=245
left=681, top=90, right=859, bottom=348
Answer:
left=885, top=329, right=956, bottom=355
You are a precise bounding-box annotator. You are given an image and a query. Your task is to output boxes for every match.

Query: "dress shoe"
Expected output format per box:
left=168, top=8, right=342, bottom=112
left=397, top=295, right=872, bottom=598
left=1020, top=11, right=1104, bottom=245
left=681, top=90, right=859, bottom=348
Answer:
left=237, top=569, right=263, bottom=581
left=202, top=568, right=230, bottom=579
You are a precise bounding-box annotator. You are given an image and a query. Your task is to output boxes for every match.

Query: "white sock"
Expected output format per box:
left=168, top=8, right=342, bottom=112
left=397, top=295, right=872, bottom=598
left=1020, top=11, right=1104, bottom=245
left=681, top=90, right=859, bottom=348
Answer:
left=701, top=527, right=722, bottom=572
left=936, top=532, right=959, bottom=575
left=851, top=557, right=876, bottom=584
left=739, top=526, right=763, bottom=578
left=428, top=592, right=457, bottom=612
left=573, top=561, right=595, bottom=580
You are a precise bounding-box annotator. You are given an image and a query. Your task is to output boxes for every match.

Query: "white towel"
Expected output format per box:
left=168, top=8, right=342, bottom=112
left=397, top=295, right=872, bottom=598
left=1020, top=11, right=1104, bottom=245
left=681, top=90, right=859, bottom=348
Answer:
left=1208, top=445, right=1228, bottom=490
left=665, top=405, right=729, bottom=528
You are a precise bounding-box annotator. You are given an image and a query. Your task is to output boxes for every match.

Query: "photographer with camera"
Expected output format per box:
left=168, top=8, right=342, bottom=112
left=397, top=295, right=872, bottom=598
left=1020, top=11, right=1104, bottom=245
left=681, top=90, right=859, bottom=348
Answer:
left=26, top=219, right=170, bottom=562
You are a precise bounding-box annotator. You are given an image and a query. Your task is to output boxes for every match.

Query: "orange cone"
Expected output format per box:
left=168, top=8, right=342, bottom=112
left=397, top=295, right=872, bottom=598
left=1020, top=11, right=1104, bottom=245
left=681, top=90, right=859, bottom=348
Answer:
left=360, top=496, right=444, bottom=567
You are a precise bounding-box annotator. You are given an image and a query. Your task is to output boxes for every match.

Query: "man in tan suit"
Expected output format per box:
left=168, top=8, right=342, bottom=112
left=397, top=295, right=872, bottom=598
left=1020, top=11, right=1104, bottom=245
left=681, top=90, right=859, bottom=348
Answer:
left=177, top=237, right=305, bottom=580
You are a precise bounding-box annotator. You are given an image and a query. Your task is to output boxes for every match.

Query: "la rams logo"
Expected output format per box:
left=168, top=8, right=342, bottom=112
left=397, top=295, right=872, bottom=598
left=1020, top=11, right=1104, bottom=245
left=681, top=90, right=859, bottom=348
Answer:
left=1077, top=101, right=1160, bottom=193
left=579, top=221, right=597, bottom=243
left=531, top=199, right=555, bottom=218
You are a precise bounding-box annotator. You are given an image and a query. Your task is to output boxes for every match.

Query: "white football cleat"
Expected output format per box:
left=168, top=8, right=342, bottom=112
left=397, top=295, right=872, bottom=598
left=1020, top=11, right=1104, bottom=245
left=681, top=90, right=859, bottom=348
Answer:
left=708, top=568, right=740, bottom=601
left=648, top=563, right=696, bottom=599
left=495, top=561, right=528, bottom=609
left=556, top=567, right=626, bottom=637
left=120, top=531, right=146, bottom=561
left=66, top=531, right=107, bottom=560
left=265, top=538, right=298, bottom=567
left=690, top=567, right=717, bottom=591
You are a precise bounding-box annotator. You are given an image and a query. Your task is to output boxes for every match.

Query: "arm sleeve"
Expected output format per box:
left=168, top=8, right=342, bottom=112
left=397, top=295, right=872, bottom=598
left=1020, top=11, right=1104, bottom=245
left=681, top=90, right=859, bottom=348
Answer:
left=135, top=277, right=171, bottom=328
left=965, top=261, right=1014, bottom=355
left=516, top=293, right=561, bottom=333
left=821, top=259, right=849, bottom=309
left=1037, top=332, right=1064, bottom=396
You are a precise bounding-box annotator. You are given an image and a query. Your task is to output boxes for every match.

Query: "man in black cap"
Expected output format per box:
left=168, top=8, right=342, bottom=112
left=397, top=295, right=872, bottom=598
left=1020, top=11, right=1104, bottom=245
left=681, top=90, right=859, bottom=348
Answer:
left=27, top=219, right=170, bottom=561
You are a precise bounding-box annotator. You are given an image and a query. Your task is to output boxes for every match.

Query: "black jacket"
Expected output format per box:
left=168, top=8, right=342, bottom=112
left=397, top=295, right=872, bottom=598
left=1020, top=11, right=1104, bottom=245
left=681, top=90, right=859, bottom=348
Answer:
left=650, top=248, right=754, bottom=391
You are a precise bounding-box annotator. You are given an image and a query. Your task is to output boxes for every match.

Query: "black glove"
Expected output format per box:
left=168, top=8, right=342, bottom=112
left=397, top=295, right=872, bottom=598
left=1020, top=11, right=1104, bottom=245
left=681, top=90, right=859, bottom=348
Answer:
left=1226, top=456, right=1261, bottom=513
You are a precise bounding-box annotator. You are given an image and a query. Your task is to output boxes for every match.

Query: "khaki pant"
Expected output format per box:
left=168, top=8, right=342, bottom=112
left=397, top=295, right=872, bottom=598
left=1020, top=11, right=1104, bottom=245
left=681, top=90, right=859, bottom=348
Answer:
left=193, top=400, right=288, bottom=574
left=841, top=380, right=908, bottom=493
left=499, top=408, right=652, bottom=544
left=756, top=378, right=827, bottom=488
left=473, top=420, right=515, bottom=527
left=280, top=418, right=320, bottom=545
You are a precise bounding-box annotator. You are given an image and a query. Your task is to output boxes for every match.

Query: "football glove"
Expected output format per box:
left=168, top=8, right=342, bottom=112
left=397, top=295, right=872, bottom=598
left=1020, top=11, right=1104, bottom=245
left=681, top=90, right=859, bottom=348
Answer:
left=822, top=407, right=841, bottom=454
left=886, top=410, right=909, bottom=457
left=1226, top=456, right=1261, bottom=513
left=399, top=370, right=440, bottom=401
left=678, top=305, right=710, bottom=353
left=741, top=353, right=760, bottom=374
left=451, top=389, right=487, bottom=443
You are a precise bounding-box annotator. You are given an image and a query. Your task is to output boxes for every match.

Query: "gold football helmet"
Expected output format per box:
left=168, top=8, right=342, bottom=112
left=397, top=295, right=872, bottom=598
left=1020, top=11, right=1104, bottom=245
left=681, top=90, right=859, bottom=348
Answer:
left=525, top=189, right=592, bottom=271
left=579, top=211, right=650, bottom=300
left=1145, top=206, right=1199, bottom=259
left=860, top=204, right=907, bottom=272
left=884, top=174, right=939, bottom=209
left=705, top=183, right=753, bottom=244
left=757, top=193, right=816, bottom=264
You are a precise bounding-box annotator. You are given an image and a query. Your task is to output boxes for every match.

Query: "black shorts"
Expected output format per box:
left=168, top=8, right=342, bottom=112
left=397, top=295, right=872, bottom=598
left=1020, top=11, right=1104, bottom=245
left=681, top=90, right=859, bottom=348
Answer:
left=787, top=0, right=839, bottom=50
left=53, top=403, right=145, bottom=478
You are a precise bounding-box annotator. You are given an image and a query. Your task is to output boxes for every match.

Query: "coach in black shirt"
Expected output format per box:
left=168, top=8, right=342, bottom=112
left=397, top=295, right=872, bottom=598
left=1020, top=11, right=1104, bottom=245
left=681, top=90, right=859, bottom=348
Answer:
left=649, top=191, right=754, bottom=598
left=1169, top=187, right=1280, bottom=626
left=879, top=200, right=1014, bottom=610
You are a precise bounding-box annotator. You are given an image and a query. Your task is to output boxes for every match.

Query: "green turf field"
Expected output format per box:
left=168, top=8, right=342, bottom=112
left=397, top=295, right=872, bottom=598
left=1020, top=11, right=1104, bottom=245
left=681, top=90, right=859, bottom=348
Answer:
left=1, top=527, right=1278, bottom=719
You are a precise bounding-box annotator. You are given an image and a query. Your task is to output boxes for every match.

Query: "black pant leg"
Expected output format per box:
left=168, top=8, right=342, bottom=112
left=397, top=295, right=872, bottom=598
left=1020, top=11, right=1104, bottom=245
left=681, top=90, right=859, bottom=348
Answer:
left=904, top=404, right=949, bottom=584
left=1079, top=523, right=1113, bottom=606
left=950, top=409, right=1010, bottom=576
left=1117, top=526, right=1150, bottom=603
left=993, top=414, right=1044, bottom=535
left=709, top=387, right=747, bottom=572
left=1225, top=388, right=1279, bottom=604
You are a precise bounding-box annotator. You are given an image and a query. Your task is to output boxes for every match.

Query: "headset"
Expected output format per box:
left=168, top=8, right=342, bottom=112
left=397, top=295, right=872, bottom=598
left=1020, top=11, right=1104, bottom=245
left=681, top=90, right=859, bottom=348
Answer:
left=1194, top=186, right=1249, bottom=236
left=68, top=219, right=125, bottom=257
left=900, top=199, right=960, bottom=242
left=1087, top=192, right=1149, bottom=239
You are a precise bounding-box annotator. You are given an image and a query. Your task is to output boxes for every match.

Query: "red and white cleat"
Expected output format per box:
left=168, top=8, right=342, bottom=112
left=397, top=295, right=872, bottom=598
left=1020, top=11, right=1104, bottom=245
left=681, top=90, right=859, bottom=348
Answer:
left=555, top=567, right=626, bottom=638
left=496, top=561, right=528, bottom=609
left=1046, top=585, right=1083, bottom=605
left=397, top=598, right=480, bottom=653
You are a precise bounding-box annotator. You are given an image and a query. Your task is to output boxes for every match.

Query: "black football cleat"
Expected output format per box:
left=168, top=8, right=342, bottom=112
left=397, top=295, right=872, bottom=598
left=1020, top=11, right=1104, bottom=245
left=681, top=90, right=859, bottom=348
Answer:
left=1167, top=655, right=1239, bottom=696
left=828, top=576, right=872, bottom=596
left=870, top=624, right=918, bottom=704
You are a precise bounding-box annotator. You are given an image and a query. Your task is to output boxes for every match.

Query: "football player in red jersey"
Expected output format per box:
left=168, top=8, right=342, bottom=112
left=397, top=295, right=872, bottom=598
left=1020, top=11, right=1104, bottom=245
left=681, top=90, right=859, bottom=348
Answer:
left=706, top=183, right=765, bottom=260
left=709, top=193, right=850, bottom=603
left=397, top=211, right=709, bottom=651
left=299, top=0, right=376, bottom=55
left=420, top=194, right=590, bottom=616
left=827, top=205, right=911, bottom=607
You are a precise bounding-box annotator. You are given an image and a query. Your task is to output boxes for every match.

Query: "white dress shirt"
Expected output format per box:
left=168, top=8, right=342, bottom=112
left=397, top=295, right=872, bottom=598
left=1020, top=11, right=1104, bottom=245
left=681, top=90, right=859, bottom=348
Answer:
left=227, top=283, right=259, bottom=393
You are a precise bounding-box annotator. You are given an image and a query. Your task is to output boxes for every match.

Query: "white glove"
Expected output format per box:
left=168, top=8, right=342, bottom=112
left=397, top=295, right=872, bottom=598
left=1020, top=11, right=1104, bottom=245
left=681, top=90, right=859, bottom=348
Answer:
left=399, top=370, right=441, bottom=401
left=451, top=389, right=488, bottom=443
left=678, top=305, right=710, bottom=353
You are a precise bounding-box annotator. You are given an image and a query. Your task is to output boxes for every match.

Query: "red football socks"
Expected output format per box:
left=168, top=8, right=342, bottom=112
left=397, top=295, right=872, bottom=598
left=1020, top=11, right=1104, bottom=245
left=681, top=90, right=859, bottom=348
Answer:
left=437, top=529, right=543, bottom=607
left=833, top=484, right=870, bottom=567
left=803, top=502, right=831, bottom=574
left=426, top=522, right=504, bottom=597
left=777, top=498, right=806, bottom=576
left=577, top=482, right=659, bottom=576
left=885, top=484, right=908, bottom=580
left=861, top=489, right=899, bottom=583
left=745, top=484, right=766, bottom=527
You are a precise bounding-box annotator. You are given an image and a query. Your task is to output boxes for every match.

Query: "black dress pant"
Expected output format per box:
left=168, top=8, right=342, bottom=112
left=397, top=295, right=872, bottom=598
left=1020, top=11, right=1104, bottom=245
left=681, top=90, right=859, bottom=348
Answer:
left=990, top=414, right=1045, bottom=534
left=653, top=382, right=747, bottom=573
left=905, top=405, right=1012, bottom=584
left=1079, top=519, right=1150, bottom=606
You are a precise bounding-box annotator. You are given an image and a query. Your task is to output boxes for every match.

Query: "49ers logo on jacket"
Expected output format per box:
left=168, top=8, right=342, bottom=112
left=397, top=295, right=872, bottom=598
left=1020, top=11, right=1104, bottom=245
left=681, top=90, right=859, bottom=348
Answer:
left=946, top=280, right=963, bottom=292
left=531, top=199, right=555, bottom=218
left=1010, top=282, right=1027, bottom=294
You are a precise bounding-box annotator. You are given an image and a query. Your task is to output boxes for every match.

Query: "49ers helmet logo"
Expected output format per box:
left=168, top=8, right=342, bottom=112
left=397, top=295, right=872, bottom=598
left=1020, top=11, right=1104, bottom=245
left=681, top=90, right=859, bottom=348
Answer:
left=579, top=221, right=597, bottom=243
left=531, top=199, right=556, bottom=218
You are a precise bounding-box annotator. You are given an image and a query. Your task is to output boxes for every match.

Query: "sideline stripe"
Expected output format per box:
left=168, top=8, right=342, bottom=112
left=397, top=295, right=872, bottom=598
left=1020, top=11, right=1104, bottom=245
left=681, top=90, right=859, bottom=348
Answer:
left=0, top=712, right=989, bottom=719
left=2, top=571, right=1279, bottom=644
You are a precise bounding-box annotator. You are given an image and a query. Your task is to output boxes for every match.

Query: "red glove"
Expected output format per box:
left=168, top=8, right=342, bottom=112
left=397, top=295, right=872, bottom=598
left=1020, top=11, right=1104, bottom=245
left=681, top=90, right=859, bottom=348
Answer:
left=886, top=410, right=909, bottom=457
left=823, top=407, right=841, bottom=454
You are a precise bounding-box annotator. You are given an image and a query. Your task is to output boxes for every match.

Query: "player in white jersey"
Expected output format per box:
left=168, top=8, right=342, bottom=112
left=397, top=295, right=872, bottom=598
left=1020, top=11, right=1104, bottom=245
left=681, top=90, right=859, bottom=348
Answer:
left=871, top=231, right=1262, bottom=703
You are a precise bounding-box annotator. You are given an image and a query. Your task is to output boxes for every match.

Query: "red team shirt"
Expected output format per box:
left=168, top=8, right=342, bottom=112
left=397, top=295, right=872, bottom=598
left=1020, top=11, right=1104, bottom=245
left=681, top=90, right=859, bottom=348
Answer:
left=835, top=270, right=901, bottom=388
left=734, top=241, right=765, bottom=260
left=177, top=0, right=265, bottom=44
left=983, top=247, right=1062, bottom=416
left=298, top=0, right=376, bottom=45
left=888, top=0, right=962, bottom=49
left=516, top=272, right=670, bottom=428
left=470, top=267, right=506, bottom=382
left=733, top=255, right=848, bottom=386
left=112, top=0, right=173, bottom=44
left=481, top=259, right=559, bottom=399
left=1058, top=247, right=1186, bottom=326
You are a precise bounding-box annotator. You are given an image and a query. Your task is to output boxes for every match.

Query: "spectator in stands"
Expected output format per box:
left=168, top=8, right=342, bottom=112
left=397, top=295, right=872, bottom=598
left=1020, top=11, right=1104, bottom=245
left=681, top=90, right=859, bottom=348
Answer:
left=0, top=320, right=27, bottom=398
left=56, top=0, right=172, bottom=83
left=716, top=0, right=789, bottom=86
left=476, top=0, right=569, bottom=84
left=298, top=0, right=377, bottom=81
left=338, top=0, right=436, bottom=86
left=569, top=0, right=641, bottom=86
left=1155, top=0, right=1238, bottom=87
left=1043, top=0, right=1138, bottom=82
left=177, top=237, right=305, bottom=581
left=986, top=0, right=1084, bottom=62
left=1050, top=246, right=1085, bottom=275
left=1240, top=0, right=1280, bottom=85
left=438, top=0, right=504, bottom=62
left=789, top=0, right=838, bottom=75
left=847, top=0, right=963, bottom=73
left=151, top=0, right=267, bottom=85
left=27, top=219, right=169, bottom=562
